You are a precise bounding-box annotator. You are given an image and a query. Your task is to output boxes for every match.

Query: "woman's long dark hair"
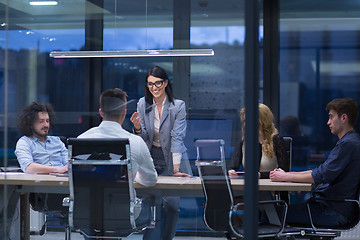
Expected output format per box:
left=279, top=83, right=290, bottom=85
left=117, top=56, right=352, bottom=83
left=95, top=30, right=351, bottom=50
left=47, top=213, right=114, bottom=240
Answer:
left=144, top=66, right=174, bottom=105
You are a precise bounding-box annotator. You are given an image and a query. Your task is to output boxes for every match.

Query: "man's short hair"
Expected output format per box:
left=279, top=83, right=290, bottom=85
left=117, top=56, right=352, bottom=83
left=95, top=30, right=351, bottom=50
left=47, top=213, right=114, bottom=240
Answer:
left=326, top=98, right=359, bottom=127
left=100, top=88, right=128, bottom=120
left=17, top=102, right=55, bottom=136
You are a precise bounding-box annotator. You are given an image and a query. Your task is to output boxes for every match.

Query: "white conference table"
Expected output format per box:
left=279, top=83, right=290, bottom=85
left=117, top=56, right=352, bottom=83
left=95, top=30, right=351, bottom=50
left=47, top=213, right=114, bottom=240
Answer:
left=0, top=172, right=312, bottom=240
left=0, top=172, right=312, bottom=194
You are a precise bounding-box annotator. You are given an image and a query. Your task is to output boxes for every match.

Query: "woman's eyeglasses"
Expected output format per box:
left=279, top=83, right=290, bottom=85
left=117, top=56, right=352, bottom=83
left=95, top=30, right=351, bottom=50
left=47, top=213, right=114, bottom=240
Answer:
left=146, top=80, right=164, bottom=88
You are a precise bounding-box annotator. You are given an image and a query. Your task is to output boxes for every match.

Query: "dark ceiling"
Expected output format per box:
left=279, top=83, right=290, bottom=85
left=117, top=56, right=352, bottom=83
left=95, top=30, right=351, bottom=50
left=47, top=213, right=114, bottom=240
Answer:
left=0, top=0, right=359, bottom=31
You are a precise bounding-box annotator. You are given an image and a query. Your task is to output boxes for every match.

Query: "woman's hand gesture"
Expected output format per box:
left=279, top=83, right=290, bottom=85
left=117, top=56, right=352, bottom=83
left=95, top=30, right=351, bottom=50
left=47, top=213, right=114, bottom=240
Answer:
left=130, top=112, right=141, bottom=131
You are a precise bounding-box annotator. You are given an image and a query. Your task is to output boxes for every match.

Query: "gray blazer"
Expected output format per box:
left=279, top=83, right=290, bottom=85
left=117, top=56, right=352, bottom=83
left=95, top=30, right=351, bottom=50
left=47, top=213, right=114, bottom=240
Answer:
left=136, top=97, right=192, bottom=176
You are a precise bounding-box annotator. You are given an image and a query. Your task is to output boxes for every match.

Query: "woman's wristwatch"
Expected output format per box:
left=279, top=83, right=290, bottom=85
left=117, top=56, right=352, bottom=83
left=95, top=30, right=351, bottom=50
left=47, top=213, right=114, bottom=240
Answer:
left=173, top=169, right=180, bottom=174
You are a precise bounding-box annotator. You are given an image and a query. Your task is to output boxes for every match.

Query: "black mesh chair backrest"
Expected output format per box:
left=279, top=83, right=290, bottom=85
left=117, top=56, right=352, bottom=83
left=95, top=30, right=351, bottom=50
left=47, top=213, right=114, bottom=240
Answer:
left=67, top=138, right=135, bottom=238
left=199, top=164, right=233, bottom=232
left=68, top=138, right=128, bottom=160
left=195, top=139, right=233, bottom=232
left=195, top=139, right=225, bottom=161
left=59, top=136, right=68, bottom=148
left=282, top=137, right=292, bottom=171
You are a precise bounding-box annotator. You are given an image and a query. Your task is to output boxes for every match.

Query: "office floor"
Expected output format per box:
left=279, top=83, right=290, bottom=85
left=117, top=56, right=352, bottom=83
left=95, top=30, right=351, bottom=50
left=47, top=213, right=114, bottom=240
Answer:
left=30, top=231, right=227, bottom=240
left=29, top=230, right=360, bottom=240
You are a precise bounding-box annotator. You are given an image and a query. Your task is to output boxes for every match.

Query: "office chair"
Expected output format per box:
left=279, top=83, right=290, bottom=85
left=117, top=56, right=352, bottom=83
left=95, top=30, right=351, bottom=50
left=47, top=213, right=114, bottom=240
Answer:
left=283, top=136, right=292, bottom=171
left=290, top=191, right=360, bottom=239
left=274, top=136, right=292, bottom=204
left=28, top=136, right=70, bottom=239
left=29, top=193, right=70, bottom=237
left=66, top=138, right=155, bottom=239
left=59, top=135, right=68, bottom=148
left=195, top=139, right=298, bottom=239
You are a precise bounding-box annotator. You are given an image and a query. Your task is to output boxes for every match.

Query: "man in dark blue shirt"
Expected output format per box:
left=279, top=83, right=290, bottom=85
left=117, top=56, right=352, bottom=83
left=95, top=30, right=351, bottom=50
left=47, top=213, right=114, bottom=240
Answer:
left=270, top=98, right=360, bottom=227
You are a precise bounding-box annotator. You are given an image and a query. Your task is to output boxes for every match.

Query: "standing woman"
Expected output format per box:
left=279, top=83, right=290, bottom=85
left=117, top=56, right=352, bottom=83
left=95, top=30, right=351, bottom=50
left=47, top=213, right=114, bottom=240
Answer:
left=131, top=65, right=192, bottom=240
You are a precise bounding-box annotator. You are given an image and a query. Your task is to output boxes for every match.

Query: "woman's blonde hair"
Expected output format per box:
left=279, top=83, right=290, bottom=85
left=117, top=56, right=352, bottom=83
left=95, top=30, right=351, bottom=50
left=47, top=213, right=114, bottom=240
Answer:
left=240, top=103, right=278, bottom=158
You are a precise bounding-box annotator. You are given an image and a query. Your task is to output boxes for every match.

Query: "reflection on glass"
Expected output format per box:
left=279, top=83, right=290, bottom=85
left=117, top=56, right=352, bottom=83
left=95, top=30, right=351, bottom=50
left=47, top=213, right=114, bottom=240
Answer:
left=279, top=0, right=360, bottom=170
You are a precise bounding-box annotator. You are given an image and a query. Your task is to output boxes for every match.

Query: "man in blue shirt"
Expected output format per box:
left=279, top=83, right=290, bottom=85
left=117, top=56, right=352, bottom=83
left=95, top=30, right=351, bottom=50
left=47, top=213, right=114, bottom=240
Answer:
left=15, top=102, right=68, bottom=173
left=270, top=98, right=360, bottom=227
left=1, top=103, right=69, bottom=238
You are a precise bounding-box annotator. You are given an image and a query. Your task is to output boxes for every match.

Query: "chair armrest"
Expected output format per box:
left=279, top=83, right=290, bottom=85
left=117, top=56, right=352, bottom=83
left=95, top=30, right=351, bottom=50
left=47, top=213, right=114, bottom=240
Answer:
left=233, top=199, right=288, bottom=211
left=307, top=195, right=360, bottom=204
left=229, top=199, right=289, bottom=238
left=306, top=195, right=360, bottom=230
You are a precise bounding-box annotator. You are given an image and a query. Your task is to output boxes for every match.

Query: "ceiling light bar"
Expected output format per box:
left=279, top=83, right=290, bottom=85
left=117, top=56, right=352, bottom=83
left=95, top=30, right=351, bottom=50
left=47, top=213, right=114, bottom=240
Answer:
left=29, top=1, right=58, bottom=6
left=49, top=49, right=214, bottom=58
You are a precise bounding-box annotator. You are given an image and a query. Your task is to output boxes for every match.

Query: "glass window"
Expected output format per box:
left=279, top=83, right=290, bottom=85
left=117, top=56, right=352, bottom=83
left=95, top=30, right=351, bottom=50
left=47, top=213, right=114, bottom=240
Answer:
left=0, top=0, right=248, bottom=236
left=279, top=0, right=360, bottom=170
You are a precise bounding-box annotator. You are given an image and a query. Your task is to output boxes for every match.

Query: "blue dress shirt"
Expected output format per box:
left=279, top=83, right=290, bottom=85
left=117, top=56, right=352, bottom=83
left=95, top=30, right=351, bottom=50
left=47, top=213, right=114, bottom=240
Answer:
left=311, top=130, right=360, bottom=219
left=15, top=135, right=68, bottom=172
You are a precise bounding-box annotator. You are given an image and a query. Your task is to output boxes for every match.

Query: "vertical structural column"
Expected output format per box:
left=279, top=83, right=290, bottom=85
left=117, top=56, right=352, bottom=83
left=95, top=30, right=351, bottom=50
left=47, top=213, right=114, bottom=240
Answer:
left=173, top=0, right=190, bottom=108
left=84, top=0, right=104, bottom=129
left=3, top=2, right=9, bottom=238
left=244, top=0, right=260, bottom=239
left=263, top=0, right=280, bottom=125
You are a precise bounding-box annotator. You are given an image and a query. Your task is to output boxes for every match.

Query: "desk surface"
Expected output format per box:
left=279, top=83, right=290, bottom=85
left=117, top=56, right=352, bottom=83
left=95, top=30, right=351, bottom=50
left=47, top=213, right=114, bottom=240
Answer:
left=0, top=174, right=311, bottom=240
left=0, top=172, right=312, bottom=192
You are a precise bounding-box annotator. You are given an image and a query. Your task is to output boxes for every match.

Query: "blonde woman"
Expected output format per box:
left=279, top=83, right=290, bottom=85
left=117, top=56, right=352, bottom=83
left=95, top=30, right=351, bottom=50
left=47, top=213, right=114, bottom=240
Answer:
left=228, top=103, right=289, bottom=179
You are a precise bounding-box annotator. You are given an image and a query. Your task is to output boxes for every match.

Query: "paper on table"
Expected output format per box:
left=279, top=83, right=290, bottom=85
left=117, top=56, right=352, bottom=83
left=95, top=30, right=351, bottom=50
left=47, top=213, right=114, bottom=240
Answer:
left=0, top=172, right=25, bottom=175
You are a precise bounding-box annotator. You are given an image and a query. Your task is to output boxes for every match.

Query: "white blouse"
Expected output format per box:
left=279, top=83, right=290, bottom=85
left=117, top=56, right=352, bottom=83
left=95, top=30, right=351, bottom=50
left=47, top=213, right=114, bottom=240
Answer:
left=152, top=97, right=181, bottom=165
left=241, top=142, right=278, bottom=172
